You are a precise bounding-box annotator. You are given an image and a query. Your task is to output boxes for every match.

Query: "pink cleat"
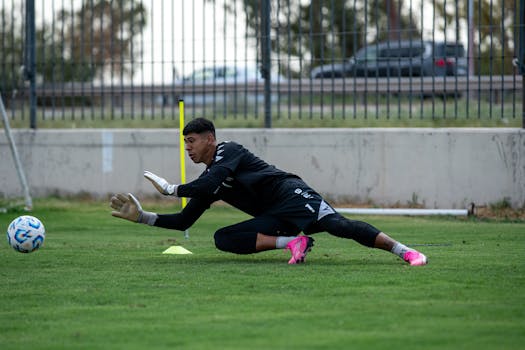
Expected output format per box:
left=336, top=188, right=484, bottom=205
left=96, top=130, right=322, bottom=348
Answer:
left=285, top=236, right=314, bottom=264
left=403, top=251, right=428, bottom=266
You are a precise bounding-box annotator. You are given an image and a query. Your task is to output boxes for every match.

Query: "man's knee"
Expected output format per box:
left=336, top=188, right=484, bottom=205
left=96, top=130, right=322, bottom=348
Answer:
left=214, top=228, right=256, bottom=254
left=214, top=228, right=233, bottom=252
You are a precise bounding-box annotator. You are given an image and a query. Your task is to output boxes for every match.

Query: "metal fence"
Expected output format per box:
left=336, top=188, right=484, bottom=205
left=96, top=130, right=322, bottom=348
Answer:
left=1, top=0, right=524, bottom=128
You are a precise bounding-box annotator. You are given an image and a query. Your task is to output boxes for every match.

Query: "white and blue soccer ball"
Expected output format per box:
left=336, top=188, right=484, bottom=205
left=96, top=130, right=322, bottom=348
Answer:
left=6, top=215, right=45, bottom=253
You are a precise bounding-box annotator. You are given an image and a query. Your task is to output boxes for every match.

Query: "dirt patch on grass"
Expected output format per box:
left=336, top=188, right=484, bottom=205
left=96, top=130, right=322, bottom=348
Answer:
left=471, top=205, right=525, bottom=221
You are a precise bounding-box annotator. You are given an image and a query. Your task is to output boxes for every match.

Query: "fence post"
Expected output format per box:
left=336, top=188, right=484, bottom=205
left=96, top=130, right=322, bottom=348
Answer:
left=520, top=0, right=525, bottom=129
left=467, top=0, right=475, bottom=76
left=261, top=0, right=272, bottom=128
left=25, top=0, right=37, bottom=129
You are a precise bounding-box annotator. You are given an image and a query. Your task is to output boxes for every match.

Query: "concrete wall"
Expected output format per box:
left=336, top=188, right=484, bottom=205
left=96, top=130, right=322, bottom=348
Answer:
left=1, top=128, right=524, bottom=208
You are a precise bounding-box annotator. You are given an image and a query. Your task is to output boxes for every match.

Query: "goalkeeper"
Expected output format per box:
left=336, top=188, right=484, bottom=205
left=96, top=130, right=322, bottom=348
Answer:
left=110, top=118, right=427, bottom=266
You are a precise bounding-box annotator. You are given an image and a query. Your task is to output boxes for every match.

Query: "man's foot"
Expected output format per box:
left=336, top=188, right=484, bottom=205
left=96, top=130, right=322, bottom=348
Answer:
left=403, top=250, right=428, bottom=266
left=285, top=236, right=314, bottom=264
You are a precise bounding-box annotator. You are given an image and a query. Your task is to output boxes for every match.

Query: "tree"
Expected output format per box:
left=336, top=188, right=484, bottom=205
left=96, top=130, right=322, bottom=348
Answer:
left=433, top=0, right=518, bottom=74
left=38, top=0, right=147, bottom=83
left=1, top=0, right=147, bottom=91
left=219, top=0, right=421, bottom=77
left=0, top=8, right=24, bottom=97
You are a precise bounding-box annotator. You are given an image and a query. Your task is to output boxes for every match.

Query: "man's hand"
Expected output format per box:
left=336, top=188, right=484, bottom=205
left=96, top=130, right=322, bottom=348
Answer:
left=110, top=193, right=142, bottom=222
left=110, top=193, right=158, bottom=225
left=144, top=171, right=178, bottom=196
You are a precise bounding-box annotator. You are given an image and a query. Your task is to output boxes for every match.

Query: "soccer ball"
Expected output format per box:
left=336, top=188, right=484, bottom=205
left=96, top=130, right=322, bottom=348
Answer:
left=6, top=215, right=46, bottom=253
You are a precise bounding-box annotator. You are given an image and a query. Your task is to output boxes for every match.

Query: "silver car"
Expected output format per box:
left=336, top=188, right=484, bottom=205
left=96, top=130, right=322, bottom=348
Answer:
left=174, top=65, right=285, bottom=106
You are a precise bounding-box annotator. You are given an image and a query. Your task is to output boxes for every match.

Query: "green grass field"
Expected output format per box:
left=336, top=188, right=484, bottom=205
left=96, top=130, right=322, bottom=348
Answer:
left=1, top=199, right=524, bottom=350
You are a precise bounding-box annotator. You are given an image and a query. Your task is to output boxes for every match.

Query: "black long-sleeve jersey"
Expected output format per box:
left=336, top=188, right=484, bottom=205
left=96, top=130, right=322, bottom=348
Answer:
left=155, top=141, right=301, bottom=230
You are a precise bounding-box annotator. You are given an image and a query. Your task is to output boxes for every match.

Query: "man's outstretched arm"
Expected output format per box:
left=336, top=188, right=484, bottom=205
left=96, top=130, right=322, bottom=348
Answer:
left=110, top=193, right=210, bottom=231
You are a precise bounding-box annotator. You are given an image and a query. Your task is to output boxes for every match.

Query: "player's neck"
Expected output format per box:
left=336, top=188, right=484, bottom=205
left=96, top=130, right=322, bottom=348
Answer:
left=203, top=142, right=218, bottom=167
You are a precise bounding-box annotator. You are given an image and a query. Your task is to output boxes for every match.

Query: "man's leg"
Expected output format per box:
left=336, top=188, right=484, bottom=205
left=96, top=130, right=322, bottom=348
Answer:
left=313, top=213, right=427, bottom=266
left=214, top=216, right=314, bottom=264
left=373, top=231, right=396, bottom=250
left=214, top=216, right=300, bottom=254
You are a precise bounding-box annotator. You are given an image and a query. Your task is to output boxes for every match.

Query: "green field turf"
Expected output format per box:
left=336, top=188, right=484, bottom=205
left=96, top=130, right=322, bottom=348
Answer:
left=1, top=199, right=524, bottom=350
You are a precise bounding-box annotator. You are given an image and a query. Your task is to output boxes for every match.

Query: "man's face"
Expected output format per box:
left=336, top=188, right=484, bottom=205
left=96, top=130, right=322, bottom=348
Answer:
left=184, top=132, right=216, bottom=165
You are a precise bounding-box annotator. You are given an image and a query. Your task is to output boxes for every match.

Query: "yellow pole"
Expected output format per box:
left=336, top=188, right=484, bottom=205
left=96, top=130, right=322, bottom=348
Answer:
left=179, top=99, right=189, bottom=239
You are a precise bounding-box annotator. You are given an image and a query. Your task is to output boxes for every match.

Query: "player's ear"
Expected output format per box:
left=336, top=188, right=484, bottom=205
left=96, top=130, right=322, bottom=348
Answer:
left=206, top=131, right=215, bottom=143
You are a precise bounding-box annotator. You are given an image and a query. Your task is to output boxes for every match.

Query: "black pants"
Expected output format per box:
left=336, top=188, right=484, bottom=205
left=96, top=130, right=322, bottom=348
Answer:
left=214, top=212, right=380, bottom=254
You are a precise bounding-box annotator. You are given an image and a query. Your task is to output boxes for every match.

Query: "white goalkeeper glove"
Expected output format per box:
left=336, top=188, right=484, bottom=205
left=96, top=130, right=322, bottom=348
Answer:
left=110, top=193, right=157, bottom=225
left=144, top=171, right=179, bottom=196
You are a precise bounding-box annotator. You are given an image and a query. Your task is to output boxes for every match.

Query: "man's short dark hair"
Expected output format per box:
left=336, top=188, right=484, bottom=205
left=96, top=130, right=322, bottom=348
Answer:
left=183, top=117, right=216, bottom=137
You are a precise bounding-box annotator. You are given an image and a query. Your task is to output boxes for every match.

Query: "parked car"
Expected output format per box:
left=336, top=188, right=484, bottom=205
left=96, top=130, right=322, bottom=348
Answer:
left=179, top=65, right=284, bottom=85
left=310, top=40, right=467, bottom=78
left=166, top=65, right=285, bottom=106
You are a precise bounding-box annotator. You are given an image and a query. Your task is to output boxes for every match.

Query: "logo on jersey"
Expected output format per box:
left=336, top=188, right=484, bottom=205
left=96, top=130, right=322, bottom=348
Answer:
left=295, top=187, right=335, bottom=220
left=294, top=188, right=313, bottom=199
left=215, top=144, right=225, bottom=162
left=294, top=188, right=334, bottom=220
left=318, top=200, right=335, bottom=220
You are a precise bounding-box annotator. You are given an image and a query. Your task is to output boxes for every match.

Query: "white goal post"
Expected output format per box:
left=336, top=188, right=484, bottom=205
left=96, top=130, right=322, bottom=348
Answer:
left=0, top=95, right=33, bottom=210
left=335, top=208, right=469, bottom=216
